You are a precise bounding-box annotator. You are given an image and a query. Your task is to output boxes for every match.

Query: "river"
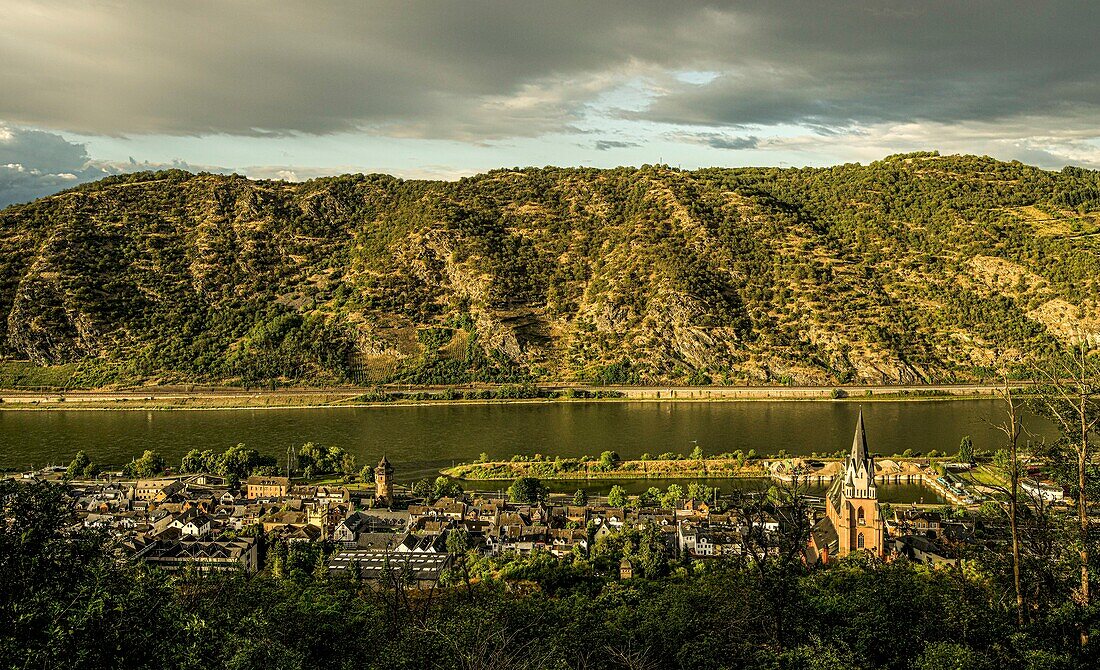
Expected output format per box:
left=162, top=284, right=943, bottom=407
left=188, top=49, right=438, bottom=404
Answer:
left=0, top=399, right=1056, bottom=502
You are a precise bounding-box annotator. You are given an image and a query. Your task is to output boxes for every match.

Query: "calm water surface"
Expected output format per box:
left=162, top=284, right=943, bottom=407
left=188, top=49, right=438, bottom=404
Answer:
left=0, top=400, right=1055, bottom=498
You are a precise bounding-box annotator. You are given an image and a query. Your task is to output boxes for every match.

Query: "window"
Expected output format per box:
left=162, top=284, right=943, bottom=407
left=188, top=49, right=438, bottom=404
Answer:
left=857, top=532, right=865, bottom=549
left=857, top=507, right=866, bottom=525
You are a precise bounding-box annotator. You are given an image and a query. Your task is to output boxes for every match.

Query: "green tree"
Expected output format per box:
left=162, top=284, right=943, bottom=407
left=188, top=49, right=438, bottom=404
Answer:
left=180, top=448, right=204, bottom=474
left=572, top=489, right=588, bottom=506
left=958, top=435, right=975, bottom=463
left=0, top=481, right=184, bottom=668
left=340, top=452, right=357, bottom=478
left=637, top=486, right=662, bottom=507
left=221, top=443, right=275, bottom=479
left=432, top=476, right=463, bottom=500
left=359, top=464, right=374, bottom=484
left=687, top=482, right=714, bottom=503
left=65, top=451, right=90, bottom=480
left=508, top=477, right=548, bottom=504
left=411, top=478, right=432, bottom=500
left=597, top=450, right=621, bottom=472
left=296, top=441, right=350, bottom=477
left=133, top=449, right=167, bottom=478
left=591, top=524, right=670, bottom=578
left=912, top=642, right=993, bottom=670
left=661, top=483, right=685, bottom=508
left=607, top=485, right=628, bottom=508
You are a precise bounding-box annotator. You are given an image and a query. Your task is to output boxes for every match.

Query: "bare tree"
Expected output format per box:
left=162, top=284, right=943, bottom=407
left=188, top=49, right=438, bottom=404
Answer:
left=604, top=639, right=660, bottom=670
left=1030, top=342, right=1099, bottom=646
left=431, top=612, right=555, bottom=670
left=991, top=374, right=1026, bottom=627
left=372, top=553, right=439, bottom=633
left=736, top=477, right=812, bottom=573
left=729, top=478, right=812, bottom=652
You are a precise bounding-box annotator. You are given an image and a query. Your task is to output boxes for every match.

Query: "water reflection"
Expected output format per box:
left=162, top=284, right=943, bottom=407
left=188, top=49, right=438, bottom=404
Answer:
left=0, top=400, right=1055, bottom=487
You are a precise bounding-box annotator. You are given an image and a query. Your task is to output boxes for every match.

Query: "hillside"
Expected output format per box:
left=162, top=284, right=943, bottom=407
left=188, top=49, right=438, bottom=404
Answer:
left=1, top=152, right=1099, bottom=389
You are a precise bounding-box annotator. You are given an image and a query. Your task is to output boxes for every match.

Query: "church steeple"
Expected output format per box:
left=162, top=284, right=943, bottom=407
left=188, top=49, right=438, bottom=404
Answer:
left=842, top=409, right=876, bottom=501
left=850, top=408, right=870, bottom=466
left=814, top=411, right=884, bottom=562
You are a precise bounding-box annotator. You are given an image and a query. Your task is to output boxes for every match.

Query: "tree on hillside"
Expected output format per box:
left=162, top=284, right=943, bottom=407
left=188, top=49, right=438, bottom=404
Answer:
left=0, top=481, right=184, bottom=668
left=591, top=523, right=670, bottom=579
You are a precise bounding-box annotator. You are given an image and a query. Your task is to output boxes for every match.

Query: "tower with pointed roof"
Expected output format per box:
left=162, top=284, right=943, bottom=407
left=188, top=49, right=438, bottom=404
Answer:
left=816, top=410, right=884, bottom=560
left=375, top=455, right=394, bottom=507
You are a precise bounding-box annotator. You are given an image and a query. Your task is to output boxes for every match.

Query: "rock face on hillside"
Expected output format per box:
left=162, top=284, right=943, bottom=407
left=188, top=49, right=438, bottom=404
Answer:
left=1, top=153, right=1098, bottom=388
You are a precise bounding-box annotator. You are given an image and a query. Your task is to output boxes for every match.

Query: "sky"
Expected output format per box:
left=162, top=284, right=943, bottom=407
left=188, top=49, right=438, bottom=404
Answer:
left=2, top=0, right=1100, bottom=207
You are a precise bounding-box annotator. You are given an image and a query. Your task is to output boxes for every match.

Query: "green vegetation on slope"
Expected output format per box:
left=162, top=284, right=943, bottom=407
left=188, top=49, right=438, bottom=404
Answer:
left=1, top=152, right=1099, bottom=388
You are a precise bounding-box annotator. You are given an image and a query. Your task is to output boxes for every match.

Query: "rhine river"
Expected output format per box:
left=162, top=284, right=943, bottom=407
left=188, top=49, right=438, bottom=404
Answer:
left=0, top=399, right=1056, bottom=502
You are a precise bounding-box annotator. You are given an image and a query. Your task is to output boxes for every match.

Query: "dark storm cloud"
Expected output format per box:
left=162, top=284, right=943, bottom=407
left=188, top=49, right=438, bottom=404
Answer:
left=0, top=1, right=718, bottom=139
left=641, top=2, right=1100, bottom=131
left=594, top=139, right=642, bottom=151
left=1, top=1, right=1098, bottom=143
left=673, top=133, right=760, bottom=150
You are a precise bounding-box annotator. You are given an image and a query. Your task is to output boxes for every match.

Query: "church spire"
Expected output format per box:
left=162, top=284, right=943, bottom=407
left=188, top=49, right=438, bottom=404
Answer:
left=850, top=409, right=870, bottom=465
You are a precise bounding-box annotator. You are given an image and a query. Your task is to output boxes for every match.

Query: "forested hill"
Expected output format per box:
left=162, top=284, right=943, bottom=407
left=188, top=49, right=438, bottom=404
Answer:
left=1, top=152, right=1099, bottom=389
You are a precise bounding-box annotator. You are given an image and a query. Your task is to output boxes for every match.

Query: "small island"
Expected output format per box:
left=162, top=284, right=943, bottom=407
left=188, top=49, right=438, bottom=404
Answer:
left=442, top=444, right=975, bottom=505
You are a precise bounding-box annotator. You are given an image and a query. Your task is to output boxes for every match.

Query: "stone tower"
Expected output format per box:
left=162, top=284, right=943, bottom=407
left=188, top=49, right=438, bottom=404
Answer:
left=375, top=455, right=394, bottom=507
left=826, top=410, right=884, bottom=557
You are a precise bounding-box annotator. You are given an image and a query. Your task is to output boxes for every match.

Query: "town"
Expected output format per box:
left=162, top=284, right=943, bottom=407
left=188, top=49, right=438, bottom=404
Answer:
left=6, top=413, right=1070, bottom=585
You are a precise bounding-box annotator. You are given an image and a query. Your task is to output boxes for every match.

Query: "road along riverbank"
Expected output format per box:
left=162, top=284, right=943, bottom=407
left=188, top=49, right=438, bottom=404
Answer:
left=0, top=382, right=1013, bottom=410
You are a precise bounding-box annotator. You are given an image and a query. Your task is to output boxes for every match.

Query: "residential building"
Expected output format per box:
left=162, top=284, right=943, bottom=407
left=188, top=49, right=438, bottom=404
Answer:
left=246, top=476, right=290, bottom=499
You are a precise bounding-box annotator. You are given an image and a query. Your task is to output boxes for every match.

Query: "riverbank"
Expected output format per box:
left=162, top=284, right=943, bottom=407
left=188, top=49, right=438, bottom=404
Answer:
left=0, top=382, right=1014, bottom=411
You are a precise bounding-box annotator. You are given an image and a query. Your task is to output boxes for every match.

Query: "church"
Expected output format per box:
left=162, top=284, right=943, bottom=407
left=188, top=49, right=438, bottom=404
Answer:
left=808, top=410, right=884, bottom=563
